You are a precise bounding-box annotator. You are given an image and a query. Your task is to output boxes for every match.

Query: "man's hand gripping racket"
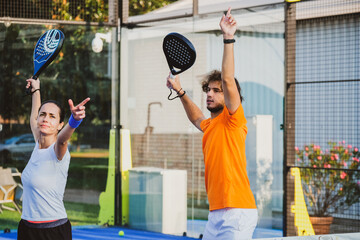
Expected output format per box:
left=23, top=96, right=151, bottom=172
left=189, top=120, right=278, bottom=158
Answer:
left=26, top=29, right=65, bottom=95
left=162, top=32, right=196, bottom=100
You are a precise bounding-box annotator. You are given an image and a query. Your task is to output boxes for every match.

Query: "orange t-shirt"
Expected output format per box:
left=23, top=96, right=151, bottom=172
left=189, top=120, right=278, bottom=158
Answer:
left=200, top=104, right=256, bottom=211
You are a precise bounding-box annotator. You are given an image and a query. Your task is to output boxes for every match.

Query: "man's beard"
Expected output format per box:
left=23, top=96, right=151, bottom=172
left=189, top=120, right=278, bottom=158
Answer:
left=207, top=104, right=224, bottom=113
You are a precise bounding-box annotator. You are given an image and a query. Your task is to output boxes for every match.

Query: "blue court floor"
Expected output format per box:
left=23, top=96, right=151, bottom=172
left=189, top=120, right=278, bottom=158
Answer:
left=0, top=220, right=283, bottom=240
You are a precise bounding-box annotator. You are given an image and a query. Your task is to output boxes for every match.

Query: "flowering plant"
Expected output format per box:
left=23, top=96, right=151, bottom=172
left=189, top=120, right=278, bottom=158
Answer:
left=295, top=141, right=360, bottom=217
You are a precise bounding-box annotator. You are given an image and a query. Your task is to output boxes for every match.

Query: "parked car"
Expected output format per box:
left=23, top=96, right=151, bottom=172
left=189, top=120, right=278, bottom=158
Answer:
left=0, top=134, right=74, bottom=164
left=0, top=134, right=35, bottom=163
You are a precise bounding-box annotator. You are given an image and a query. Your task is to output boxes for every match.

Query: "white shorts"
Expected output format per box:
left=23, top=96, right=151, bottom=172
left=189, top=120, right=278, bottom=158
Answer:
left=203, top=208, right=258, bottom=240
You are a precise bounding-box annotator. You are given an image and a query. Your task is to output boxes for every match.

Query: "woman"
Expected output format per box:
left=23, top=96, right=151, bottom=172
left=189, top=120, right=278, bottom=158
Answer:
left=17, top=78, right=90, bottom=240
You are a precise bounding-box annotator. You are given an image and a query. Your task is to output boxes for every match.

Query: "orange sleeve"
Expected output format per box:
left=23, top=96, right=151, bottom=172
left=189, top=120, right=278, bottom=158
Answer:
left=200, top=118, right=210, bottom=132
left=223, top=104, right=247, bottom=129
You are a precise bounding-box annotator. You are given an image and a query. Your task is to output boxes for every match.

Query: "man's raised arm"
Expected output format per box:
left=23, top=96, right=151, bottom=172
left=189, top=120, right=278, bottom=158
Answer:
left=220, top=7, right=241, bottom=114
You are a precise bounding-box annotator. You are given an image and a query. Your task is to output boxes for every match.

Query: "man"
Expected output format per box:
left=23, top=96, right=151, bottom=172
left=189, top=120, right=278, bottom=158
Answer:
left=166, top=8, right=258, bottom=240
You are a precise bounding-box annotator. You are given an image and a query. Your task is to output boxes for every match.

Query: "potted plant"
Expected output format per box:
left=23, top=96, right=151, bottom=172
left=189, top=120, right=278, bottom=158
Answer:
left=295, top=141, right=360, bottom=234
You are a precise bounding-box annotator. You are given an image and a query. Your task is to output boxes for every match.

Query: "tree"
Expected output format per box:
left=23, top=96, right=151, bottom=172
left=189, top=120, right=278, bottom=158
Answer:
left=0, top=0, right=176, bottom=132
left=1, top=0, right=179, bottom=20
left=129, top=0, right=178, bottom=16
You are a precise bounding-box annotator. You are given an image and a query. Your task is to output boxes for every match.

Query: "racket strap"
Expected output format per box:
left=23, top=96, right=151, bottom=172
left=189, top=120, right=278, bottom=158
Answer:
left=24, top=88, right=40, bottom=97
left=168, top=88, right=186, bottom=101
left=31, top=89, right=40, bottom=95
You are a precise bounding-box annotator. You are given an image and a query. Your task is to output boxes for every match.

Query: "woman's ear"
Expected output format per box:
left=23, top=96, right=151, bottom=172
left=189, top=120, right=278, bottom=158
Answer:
left=58, top=122, right=64, bottom=131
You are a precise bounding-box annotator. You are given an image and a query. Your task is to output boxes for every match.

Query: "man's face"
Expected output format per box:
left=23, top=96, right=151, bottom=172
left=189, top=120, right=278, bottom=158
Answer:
left=205, top=81, right=224, bottom=113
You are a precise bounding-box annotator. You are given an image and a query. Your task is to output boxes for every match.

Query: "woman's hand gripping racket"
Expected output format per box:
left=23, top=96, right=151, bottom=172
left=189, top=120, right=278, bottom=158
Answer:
left=26, top=29, right=65, bottom=95
left=163, top=32, right=196, bottom=100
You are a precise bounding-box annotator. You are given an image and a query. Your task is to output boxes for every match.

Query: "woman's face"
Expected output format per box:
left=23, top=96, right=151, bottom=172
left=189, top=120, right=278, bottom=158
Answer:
left=37, top=103, right=64, bottom=135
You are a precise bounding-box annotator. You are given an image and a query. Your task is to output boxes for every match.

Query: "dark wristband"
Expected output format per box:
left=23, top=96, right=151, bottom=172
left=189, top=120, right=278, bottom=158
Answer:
left=179, top=91, right=186, bottom=98
left=176, top=88, right=183, bottom=94
left=224, top=39, right=235, bottom=44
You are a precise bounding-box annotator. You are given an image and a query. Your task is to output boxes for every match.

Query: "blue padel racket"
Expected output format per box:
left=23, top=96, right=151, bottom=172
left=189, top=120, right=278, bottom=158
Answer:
left=26, top=29, right=65, bottom=95
left=163, top=32, right=196, bottom=100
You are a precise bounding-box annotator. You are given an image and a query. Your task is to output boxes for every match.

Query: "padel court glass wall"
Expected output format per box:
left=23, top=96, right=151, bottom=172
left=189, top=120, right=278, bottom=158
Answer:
left=284, top=0, right=360, bottom=236
left=121, top=2, right=285, bottom=236
left=1, top=0, right=359, bottom=238
left=0, top=2, right=114, bottom=229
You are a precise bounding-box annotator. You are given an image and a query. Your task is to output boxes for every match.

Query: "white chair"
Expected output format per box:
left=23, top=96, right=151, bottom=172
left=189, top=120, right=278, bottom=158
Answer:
left=0, top=168, right=21, bottom=213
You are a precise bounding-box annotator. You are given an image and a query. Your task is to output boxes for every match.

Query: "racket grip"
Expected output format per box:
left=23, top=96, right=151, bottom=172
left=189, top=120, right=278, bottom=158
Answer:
left=170, top=73, right=175, bottom=79
left=25, top=76, right=38, bottom=95
left=26, top=87, right=31, bottom=95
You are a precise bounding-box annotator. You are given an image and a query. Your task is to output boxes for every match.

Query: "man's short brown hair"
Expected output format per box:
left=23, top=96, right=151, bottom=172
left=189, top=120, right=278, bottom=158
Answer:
left=201, top=70, right=244, bottom=102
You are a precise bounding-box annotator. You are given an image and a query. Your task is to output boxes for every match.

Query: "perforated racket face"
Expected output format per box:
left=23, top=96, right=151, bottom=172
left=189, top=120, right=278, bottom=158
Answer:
left=33, top=29, right=64, bottom=78
left=163, top=32, right=196, bottom=75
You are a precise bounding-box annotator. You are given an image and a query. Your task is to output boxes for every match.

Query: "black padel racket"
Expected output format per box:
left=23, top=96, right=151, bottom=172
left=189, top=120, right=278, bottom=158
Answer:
left=163, top=32, right=196, bottom=100
left=26, top=29, right=65, bottom=95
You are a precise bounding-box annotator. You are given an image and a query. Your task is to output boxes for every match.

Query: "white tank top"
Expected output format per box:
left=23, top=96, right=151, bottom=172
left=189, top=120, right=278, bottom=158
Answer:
left=21, top=141, right=70, bottom=221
